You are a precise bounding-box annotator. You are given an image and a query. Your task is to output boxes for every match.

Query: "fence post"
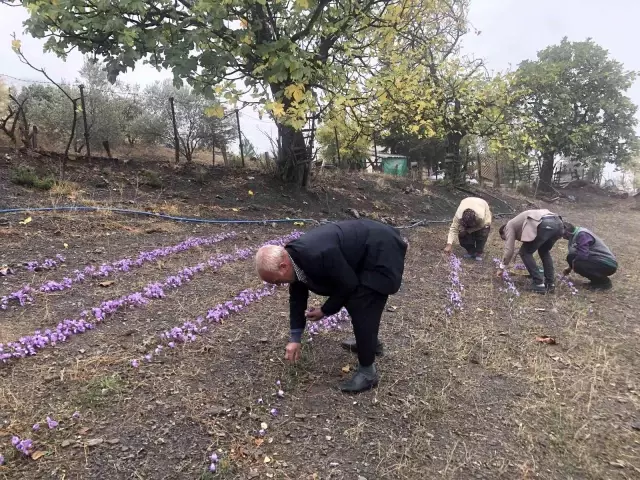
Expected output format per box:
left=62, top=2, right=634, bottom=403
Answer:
left=169, top=97, right=180, bottom=164
left=334, top=126, right=341, bottom=165
left=212, top=135, right=215, bottom=166
left=78, top=84, right=91, bottom=159
left=235, top=108, right=244, bottom=167
left=372, top=132, right=378, bottom=171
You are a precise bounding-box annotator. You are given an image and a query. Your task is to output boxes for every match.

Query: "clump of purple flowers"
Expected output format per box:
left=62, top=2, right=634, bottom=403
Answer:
left=209, top=452, right=219, bottom=472
left=46, top=416, right=58, bottom=429
left=1, top=232, right=237, bottom=312
left=0, top=285, right=34, bottom=310
left=11, top=436, right=33, bottom=456
left=26, top=254, right=66, bottom=272
left=445, top=254, right=464, bottom=315
left=307, top=308, right=351, bottom=336
left=513, top=263, right=527, bottom=271
left=493, top=258, right=520, bottom=299
left=557, top=274, right=578, bottom=295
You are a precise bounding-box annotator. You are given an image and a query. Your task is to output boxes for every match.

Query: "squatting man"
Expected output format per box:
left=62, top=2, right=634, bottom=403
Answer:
left=255, top=219, right=407, bottom=394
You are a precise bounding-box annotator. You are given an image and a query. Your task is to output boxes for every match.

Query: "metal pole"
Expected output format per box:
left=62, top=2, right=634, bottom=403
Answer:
left=78, top=84, right=91, bottom=159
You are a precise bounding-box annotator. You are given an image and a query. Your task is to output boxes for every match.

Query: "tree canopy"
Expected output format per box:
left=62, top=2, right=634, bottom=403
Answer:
left=514, top=37, right=639, bottom=190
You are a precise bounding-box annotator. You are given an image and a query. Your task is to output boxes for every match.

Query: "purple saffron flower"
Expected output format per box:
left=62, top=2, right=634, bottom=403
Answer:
left=32, top=423, right=40, bottom=431
left=209, top=463, right=216, bottom=472
left=210, top=453, right=218, bottom=463
left=46, top=416, right=58, bottom=429
left=0, top=453, right=4, bottom=465
left=257, top=398, right=263, bottom=404
left=11, top=436, right=19, bottom=446
left=270, top=408, right=278, bottom=416
left=72, top=411, right=81, bottom=419
left=277, top=389, right=284, bottom=398
left=131, top=359, right=139, bottom=368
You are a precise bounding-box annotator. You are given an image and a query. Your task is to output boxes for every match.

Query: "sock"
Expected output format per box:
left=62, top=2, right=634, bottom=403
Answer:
left=358, top=363, right=377, bottom=379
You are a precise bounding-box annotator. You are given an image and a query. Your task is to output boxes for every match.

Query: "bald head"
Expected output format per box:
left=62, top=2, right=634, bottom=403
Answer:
left=255, top=245, right=295, bottom=284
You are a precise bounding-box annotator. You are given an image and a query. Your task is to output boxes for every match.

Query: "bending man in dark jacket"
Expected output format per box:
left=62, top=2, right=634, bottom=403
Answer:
left=562, top=222, right=617, bottom=290
left=255, top=219, right=407, bottom=393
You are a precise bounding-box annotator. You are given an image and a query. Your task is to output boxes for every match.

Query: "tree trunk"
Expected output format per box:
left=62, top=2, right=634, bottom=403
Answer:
left=539, top=151, right=555, bottom=192
left=445, top=132, right=464, bottom=185
left=276, top=123, right=308, bottom=186
left=270, top=84, right=309, bottom=186
left=221, top=143, right=229, bottom=166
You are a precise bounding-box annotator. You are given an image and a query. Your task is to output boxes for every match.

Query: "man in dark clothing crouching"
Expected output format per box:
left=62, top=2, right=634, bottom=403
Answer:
left=562, top=222, right=617, bottom=290
left=255, top=219, right=407, bottom=393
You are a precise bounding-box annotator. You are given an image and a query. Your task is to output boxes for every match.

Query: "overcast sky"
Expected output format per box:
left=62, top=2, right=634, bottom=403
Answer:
left=1, top=0, right=639, bottom=156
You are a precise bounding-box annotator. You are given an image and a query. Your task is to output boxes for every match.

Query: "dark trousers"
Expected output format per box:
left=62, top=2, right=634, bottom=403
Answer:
left=572, top=258, right=617, bottom=283
left=519, top=216, right=563, bottom=285
left=345, top=285, right=388, bottom=367
left=459, top=226, right=491, bottom=255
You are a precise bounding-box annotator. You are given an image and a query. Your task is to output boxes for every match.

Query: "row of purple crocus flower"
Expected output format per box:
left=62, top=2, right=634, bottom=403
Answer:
left=0, top=232, right=301, bottom=364
left=0, top=232, right=238, bottom=311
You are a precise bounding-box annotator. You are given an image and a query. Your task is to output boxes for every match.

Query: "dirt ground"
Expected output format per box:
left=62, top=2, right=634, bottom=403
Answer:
left=0, top=153, right=638, bottom=480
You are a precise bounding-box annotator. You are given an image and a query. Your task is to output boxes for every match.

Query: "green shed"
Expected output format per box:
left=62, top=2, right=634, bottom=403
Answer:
left=381, top=156, right=408, bottom=176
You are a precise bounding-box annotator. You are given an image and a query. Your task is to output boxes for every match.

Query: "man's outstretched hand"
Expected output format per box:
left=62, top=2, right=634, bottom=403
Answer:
left=285, top=342, right=302, bottom=363
left=443, top=244, right=453, bottom=254
left=562, top=266, right=572, bottom=276
left=305, top=307, right=324, bottom=322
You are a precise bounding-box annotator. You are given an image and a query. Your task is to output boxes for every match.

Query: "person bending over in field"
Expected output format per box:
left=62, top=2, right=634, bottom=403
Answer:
left=255, top=219, right=407, bottom=394
left=443, top=197, right=492, bottom=261
left=496, top=209, right=563, bottom=293
left=561, top=221, right=617, bottom=290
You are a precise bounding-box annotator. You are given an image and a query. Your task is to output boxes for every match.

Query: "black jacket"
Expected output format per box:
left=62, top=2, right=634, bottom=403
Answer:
left=285, top=219, right=407, bottom=332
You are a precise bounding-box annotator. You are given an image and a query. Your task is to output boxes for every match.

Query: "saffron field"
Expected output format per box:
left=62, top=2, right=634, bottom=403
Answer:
left=0, top=193, right=638, bottom=479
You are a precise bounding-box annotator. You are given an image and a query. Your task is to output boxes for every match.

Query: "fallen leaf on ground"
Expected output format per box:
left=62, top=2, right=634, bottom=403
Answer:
left=254, top=438, right=264, bottom=446
left=341, top=365, right=351, bottom=373
left=260, top=422, right=268, bottom=430
left=535, top=336, right=556, bottom=345
left=19, top=216, right=32, bottom=225
left=264, top=456, right=272, bottom=463
left=31, top=451, right=46, bottom=460
left=98, top=281, right=115, bottom=287
left=0, top=266, right=14, bottom=276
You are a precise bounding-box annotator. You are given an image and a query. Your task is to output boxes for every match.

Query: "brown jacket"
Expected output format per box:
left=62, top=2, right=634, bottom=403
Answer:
left=502, top=209, right=555, bottom=265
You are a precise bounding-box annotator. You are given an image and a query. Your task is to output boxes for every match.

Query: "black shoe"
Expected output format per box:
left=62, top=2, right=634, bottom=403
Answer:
left=341, top=338, right=384, bottom=356
left=338, top=370, right=379, bottom=393
left=530, top=283, right=547, bottom=294
left=545, top=283, right=556, bottom=293
left=587, top=279, right=612, bottom=291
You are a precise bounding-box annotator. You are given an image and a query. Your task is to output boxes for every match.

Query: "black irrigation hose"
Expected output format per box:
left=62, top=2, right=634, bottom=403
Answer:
left=0, top=205, right=519, bottom=231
